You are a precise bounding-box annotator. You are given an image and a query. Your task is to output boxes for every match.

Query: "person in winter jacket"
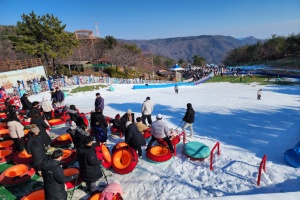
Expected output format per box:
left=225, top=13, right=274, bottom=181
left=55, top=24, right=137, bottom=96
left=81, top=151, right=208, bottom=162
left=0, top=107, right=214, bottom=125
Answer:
left=257, top=89, right=262, bottom=100
left=77, top=136, right=103, bottom=194
left=41, top=96, right=54, bottom=120
left=94, top=93, right=104, bottom=112
left=91, top=108, right=108, bottom=144
left=182, top=103, right=195, bottom=137
left=135, top=117, right=150, bottom=135
left=26, top=124, right=46, bottom=176
left=141, top=96, right=154, bottom=126
left=41, top=149, right=78, bottom=200
left=30, top=114, right=52, bottom=150
left=55, top=87, right=64, bottom=106
left=20, top=93, right=32, bottom=114
left=121, top=109, right=135, bottom=132
left=27, top=101, right=41, bottom=118
left=50, top=88, right=56, bottom=101
left=7, top=111, right=24, bottom=152
left=125, top=121, right=146, bottom=158
left=146, top=114, right=174, bottom=152
left=67, top=124, right=90, bottom=149
left=100, top=180, right=124, bottom=200
left=174, top=85, right=178, bottom=93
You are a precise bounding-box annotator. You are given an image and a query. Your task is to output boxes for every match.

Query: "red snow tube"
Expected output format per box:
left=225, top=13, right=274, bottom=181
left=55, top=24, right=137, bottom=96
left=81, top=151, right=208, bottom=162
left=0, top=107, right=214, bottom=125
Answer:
left=48, top=119, right=65, bottom=127
left=0, top=149, right=15, bottom=165
left=110, top=126, right=122, bottom=134
left=146, top=145, right=173, bottom=162
left=88, top=192, right=122, bottom=200
left=21, top=121, right=31, bottom=129
left=63, top=168, right=82, bottom=191
left=0, top=112, right=6, bottom=119
left=52, top=133, right=73, bottom=147
left=143, top=128, right=152, bottom=139
left=0, top=140, right=14, bottom=150
left=61, top=149, right=77, bottom=167
left=0, top=164, right=35, bottom=186
left=0, top=123, right=7, bottom=129
left=105, top=116, right=111, bottom=125
left=13, top=150, right=33, bottom=164
left=157, top=136, right=180, bottom=146
left=95, top=144, right=112, bottom=169
left=20, top=189, right=45, bottom=200
left=112, top=146, right=138, bottom=175
left=112, top=142, right=128, bottom=154
left=19, top=110, right=27, bottom=115
left=0, top=128, right=10, bottom=140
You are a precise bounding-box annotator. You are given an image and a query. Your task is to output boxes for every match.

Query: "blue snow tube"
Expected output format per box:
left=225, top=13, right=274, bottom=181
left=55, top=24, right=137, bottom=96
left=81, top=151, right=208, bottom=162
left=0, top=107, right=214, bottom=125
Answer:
left=109, top=86, right=115, bottom=91
left=184, top=141, right=210, bottom=161
left=284, top=147, right=300, bottom=168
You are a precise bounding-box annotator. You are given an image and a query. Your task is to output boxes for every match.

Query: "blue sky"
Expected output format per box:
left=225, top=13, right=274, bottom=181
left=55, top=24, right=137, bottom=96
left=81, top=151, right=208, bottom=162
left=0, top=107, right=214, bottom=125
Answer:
left=1, top=0, right=299, bottom=40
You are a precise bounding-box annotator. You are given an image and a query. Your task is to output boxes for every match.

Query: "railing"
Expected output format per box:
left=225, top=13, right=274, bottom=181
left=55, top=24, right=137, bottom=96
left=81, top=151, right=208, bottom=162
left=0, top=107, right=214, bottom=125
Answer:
left=0, top=58, right=42, bottom=72
left=210, top=142, right=220, bottom=170
left=257, top=155, right=267, bottom=186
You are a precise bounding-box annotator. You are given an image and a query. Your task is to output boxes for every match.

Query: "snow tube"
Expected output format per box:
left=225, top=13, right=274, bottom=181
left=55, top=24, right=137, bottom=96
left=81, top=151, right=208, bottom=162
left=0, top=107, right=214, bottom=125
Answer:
left=184, top=141, right=211, bottom=161
left=20, top=189, right=45, bottom=200
left=0, top=123, right=7, bottom=129
left=24, top=129, right=29, bottom=136
left=0, top=112, right=6, bottom=119
left=48, top=118, right=65, bottom=128
left=146, top=146, right=173, bottom=162
left=157, top=136, right=180, bottom=146
left=88, top=192, right=122, bottom=200
left=0, top=128, right=10, bottom=140
left=0, top=140, right=14, bottom=150
left=21, top=121, right=31, bottom=129
left=0, top=164, right=35, bottom=186
left=0, top=149, right=15, bottom=165
left=52, top=133, right=73, bottom=147
left=110, top=126, right=122, bottom=135
left=63, top=168, right=83, bottom=191
left=143, top=128, right=152, bottom=139
left=19, top=110, right=27, bottom=115
left=112, top=146, right=138, bottom=175
left=112, top=142, right=128, bottom=154
left=95, top=144, right=112, bottom=169
left=284, top=147, right=300, bottom=168
left=61, top=149, right=77, bottom=167
left=13, top=150, right=33, bottom=164
left=105, top=116, right=111, bottom=125
left=109, top=86, right=115, bottom=92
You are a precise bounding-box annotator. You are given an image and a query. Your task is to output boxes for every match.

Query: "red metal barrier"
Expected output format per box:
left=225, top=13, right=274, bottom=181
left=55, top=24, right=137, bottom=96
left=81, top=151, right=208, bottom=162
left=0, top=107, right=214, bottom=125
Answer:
left=174, top=131, right=186, bottom=156
left=210, top=142, right=220, bottom=170
left=257, top=155, right=267, bottom=186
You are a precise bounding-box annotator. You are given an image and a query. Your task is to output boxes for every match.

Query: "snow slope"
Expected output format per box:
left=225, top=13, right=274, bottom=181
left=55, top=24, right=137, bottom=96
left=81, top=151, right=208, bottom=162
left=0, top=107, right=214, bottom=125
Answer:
left=29, top=82, right=300, bottom=199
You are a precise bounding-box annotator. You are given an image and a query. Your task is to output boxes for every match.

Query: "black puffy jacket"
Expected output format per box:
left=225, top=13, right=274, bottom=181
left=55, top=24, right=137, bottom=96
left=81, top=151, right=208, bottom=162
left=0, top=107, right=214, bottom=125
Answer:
left=125, top=124, right=146, bottom=148
left=26, top=133, right=46, bottom=166
left=90, top=112, right=108, bottom=132
left=183, top=107, right=195, bottom=123
left=31, top=117, right=52, bottom=146
left=41, top=159, right=77, bottom=200
left=77, top=144, right=103, bottom=183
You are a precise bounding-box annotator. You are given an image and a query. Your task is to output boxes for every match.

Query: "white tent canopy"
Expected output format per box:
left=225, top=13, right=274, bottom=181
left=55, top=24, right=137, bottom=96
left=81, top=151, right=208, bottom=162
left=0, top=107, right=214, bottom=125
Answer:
left=168, top=63, right=184, bottom=71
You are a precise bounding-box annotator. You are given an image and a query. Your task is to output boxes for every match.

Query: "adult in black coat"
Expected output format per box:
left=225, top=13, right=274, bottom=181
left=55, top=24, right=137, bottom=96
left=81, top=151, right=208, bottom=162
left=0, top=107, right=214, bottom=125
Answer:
left=182, top=103, right=195, bottom=137
left=125, top=121, right=146, bottom=157
left=26, top=125, right=46, bottom=175
left=77, top=136, right=103, bottom=193
left=31, top=114, right=52, bottom=148
left=27, top=101, right=41, bottom=118
left=55, top=87, right=64, bottom=106
left=90, top=109, right=108, bottom=132
left=121, top=109, right=135, bottom=132
left=41, top=150, right=78, bottom=200
left=20, top=93, right=32, bottom=112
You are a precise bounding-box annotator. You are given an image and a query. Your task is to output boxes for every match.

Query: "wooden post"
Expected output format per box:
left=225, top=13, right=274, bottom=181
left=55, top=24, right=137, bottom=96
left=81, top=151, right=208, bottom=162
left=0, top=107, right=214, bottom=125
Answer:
left=18, top=60, right=22, bottom=69
left=25, top=60, right=28, bottom=68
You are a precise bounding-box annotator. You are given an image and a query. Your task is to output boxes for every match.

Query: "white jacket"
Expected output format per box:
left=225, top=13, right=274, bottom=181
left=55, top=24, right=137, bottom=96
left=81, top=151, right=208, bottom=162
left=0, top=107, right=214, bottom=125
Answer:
left=142, top=100, right=154, bottom=115
left=8, top=121, right=24, bottom=138
left=41, top=96, right=54, bottom=112
left=151, top=119, right=168, bottom=138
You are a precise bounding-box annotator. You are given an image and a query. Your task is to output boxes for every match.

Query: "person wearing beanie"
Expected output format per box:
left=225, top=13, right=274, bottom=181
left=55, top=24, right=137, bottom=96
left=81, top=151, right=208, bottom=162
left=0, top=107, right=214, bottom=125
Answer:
left=121, top=109, right=135, bottom=132
left=95, top=93, right=104, bottom=112
left=125, top=121, right=146, bottom=158
left=141, top=96, right=154, bottom=126
left=182, top=103, right=195, bottom=138
left=41, top=149, right=78, bottom=200
left=77, top=136, right=103, bottom=194
left=7, top=112, right=24, bottom=152
left=26, top=124, right=46, bottom=176
left=146, top=114, right=174, bottom=153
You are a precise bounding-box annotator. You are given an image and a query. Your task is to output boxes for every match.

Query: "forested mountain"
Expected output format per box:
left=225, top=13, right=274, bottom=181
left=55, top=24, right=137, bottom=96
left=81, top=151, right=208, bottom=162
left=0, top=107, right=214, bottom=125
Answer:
left=120, top=35, right=261, bottom=64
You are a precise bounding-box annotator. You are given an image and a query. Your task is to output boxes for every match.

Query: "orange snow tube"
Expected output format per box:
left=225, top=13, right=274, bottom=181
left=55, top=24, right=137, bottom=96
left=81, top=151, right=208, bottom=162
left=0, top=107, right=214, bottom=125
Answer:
left=0, top=112, right=6, bottom=119
left=0, top=149, right=15, bottom=165
left=61, top=149, right=77, bottom=167
left=63, top=168, right=82, bottom=191
left=52, top=133, right=73, bottom=147
left=0, top=164, right=35, bottom=186
left=143, top=128, right=152, bottom=139
left=157, top=135, right=180, bottom=146
left=88, top=192, right=122, bottom=200
left=0, top=128, right=10, bottom=140
left=146, top=145, right=173, bottom=162
left=0, top=140, right=14, bottom=150
left=13, top=150, right=33, bottom=164
left=112, top=142, right=128, bottom=153
left=95, top=144, right=112, bottom=169
left=20, top=189, right=45, bottom=200
left=48, top=118, right=65, bottom=128
left=112, top=146, right=138, bottom=175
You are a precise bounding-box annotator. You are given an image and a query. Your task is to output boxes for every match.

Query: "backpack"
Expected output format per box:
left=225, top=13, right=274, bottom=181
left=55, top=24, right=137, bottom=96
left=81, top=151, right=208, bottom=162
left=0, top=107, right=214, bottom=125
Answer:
left=94, top=126, right=107, bottom=143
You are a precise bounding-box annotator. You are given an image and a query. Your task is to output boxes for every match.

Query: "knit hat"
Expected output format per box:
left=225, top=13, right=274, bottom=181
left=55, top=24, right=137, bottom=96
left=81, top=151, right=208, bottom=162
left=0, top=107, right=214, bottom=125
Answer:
left=156, top=114, right=162, bottom=120
left=127, top=109, right=132, bottom=114
left=84, top=136, right=93, bottom=145
left=30, top=124, right=40, bottom=134
left=125, top=121, right=132, bottom=128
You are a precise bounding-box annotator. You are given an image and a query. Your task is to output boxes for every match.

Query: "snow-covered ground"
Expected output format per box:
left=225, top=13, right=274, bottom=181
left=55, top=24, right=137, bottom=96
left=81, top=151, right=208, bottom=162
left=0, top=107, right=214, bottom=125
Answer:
left=30, top=82, right=300, bottom=200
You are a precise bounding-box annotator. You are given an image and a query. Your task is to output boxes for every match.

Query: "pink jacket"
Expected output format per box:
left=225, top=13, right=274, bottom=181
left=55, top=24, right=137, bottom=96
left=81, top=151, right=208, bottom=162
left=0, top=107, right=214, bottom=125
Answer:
left=100, top=182, right=123, bottom=200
